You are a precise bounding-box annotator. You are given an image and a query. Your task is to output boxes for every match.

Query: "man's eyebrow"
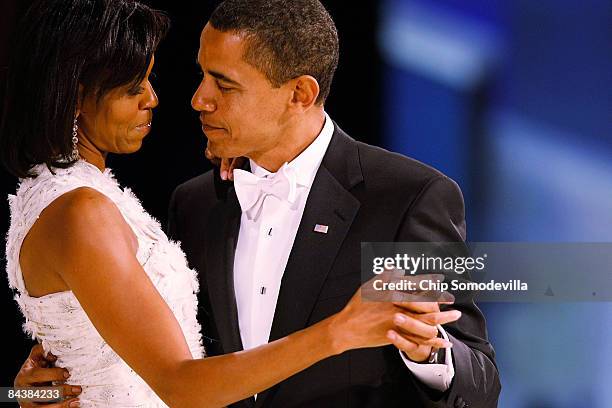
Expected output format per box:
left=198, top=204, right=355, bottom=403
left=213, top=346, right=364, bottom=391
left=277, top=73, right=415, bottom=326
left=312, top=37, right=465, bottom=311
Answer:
left=208, top=70, right=242, bottom=87
left=195, top=60, right=242, bottom=87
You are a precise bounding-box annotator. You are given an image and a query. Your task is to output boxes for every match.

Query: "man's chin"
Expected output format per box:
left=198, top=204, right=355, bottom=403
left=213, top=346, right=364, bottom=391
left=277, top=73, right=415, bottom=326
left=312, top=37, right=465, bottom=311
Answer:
left=208, top=146, right=241, bottom=162
left=208, top=144, right=243, bottom=161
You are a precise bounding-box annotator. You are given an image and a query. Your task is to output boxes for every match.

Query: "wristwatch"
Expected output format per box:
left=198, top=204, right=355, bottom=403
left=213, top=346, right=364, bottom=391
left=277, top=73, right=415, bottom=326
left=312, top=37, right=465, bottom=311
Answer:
left=427, top=330, right=447, bottom=364
left=428, top=347, right=440, bottom=364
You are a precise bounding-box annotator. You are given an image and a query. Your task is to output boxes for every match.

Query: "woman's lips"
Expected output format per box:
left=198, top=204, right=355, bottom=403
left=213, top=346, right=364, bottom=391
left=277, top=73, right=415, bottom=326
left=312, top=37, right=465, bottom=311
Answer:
left=135, top=121, right=152, bottom=131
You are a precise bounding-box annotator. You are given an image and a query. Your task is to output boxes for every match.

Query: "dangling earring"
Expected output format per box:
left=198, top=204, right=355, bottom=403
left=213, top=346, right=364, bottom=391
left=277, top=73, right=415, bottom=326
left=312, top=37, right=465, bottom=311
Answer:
left=71, top=116, right=80, bottom=161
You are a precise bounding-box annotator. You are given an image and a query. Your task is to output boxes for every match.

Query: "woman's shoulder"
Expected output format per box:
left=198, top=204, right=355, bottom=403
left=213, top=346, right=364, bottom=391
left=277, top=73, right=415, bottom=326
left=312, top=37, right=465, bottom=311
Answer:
left=45, top=186, right=119, bottom=221
left=31, top=185, right=138, bottom=264
left=14, top=161, right=138, bottom=255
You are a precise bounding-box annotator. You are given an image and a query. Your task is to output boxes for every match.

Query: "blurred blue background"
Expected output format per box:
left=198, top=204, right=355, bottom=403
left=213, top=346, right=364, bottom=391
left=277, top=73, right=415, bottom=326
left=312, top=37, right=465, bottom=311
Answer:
left=378, top=0, right=612, bottom=406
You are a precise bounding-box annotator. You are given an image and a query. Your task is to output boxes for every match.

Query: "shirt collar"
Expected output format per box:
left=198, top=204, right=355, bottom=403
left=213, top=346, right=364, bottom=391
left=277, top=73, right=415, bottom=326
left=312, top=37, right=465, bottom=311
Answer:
left=249, top=112, right=334, bottom=188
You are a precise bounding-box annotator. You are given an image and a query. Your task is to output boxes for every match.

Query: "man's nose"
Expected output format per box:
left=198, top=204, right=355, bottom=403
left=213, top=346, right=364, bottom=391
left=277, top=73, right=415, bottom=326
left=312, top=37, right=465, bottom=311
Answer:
left=191, top=80, right=217, bottom=112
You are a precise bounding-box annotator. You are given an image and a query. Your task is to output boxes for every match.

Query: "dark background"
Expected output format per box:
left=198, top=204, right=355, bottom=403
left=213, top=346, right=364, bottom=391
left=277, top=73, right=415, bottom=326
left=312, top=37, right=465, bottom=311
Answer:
left=0, top=0, right=381, bottom=389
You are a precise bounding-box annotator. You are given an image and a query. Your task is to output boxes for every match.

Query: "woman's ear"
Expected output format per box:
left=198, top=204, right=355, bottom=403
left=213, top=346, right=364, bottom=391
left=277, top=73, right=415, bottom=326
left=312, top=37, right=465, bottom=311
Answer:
left=290, top=75, right=320, bottom=111
left=76, top=84, right=84, bottom=117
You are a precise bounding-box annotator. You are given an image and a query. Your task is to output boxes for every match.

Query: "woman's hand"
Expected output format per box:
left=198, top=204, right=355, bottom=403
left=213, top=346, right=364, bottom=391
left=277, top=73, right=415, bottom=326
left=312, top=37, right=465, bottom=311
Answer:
left=204, top=144, right=245, bottom=181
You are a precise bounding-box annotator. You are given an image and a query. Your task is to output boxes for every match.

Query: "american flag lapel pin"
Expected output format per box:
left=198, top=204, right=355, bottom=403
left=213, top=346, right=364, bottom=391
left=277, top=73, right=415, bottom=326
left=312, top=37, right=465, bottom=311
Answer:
left=314, top=224, right=329, bottom=234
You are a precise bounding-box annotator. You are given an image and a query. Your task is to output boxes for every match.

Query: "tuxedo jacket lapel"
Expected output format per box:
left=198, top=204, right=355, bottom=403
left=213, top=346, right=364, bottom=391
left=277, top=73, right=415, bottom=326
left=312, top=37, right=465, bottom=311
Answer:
left=267, top=167, right=361, bottom=342
left=256, top=127, right=363, bottom=407
left=207, top=166, right=257, bottom=408
left=206, top=185, right=245, bottom=355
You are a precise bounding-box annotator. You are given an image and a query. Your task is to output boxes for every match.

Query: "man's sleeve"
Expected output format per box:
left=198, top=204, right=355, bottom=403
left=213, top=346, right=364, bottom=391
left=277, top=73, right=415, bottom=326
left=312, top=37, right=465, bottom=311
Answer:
left=396, top=175, right=501, bottom=408
left=399, top=325, right=454, bottom=391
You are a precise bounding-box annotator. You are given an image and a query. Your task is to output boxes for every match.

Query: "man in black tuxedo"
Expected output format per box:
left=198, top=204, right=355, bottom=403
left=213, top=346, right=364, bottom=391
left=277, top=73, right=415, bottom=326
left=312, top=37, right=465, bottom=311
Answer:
left=167, top=0, right=500, bottom=407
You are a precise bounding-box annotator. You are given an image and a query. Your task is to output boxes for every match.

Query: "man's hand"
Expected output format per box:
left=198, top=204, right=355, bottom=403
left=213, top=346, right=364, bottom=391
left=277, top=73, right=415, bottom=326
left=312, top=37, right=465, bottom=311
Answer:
left=14, top=344, right=81, bottom=407
left=204, top=143, right=245, bottom=181
left=388, top=301, right=460, bottom=363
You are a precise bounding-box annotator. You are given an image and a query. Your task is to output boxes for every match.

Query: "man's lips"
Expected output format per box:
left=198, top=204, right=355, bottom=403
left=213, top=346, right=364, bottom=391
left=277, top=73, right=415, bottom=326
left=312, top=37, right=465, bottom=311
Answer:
left=200, top=115, right=224, bottom=131
left=202, top=124, right=224, bottom=132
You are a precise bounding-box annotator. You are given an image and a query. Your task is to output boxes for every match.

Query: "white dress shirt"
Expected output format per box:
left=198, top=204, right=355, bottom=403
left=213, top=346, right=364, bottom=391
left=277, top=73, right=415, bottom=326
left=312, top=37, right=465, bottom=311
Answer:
left=233, top=112, right=454, bottom=392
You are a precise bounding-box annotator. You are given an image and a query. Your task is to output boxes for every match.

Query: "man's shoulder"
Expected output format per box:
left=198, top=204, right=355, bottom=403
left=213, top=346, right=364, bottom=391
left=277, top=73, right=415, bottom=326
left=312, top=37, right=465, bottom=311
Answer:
left=349, top=137, right=453, bottom=192
left=331, top=125, right=448, bottom=183
left=171, top=169, right=220, bottom=207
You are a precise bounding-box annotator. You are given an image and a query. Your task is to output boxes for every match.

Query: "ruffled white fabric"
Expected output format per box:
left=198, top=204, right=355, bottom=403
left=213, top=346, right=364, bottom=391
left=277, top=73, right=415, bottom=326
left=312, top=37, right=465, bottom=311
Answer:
left=6, top=161, right=204, bottom=407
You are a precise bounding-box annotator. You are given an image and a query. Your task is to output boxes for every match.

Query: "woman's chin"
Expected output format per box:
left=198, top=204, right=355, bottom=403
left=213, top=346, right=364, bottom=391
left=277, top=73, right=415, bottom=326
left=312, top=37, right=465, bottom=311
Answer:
left=117, top=141, right=144, bottom=155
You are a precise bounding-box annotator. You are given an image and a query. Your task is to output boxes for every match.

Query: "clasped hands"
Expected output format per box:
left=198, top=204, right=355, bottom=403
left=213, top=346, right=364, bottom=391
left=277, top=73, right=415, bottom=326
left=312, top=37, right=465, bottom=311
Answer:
left=357, top=271, right=460, bottom=363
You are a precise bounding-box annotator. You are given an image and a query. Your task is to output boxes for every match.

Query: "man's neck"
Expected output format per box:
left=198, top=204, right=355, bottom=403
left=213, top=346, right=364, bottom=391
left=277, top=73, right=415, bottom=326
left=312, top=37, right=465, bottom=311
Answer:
left=249, top=110, right=326, bottom=172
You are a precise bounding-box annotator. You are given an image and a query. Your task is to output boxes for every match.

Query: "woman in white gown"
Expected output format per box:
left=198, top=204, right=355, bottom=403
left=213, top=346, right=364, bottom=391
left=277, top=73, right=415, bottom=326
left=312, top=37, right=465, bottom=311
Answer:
left=1, top=1, right=455, bottom=407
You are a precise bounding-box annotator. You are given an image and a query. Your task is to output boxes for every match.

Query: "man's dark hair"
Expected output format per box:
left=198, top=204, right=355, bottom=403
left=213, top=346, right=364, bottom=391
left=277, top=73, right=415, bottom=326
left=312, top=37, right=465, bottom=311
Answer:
left=209, top=0, right=339, bottom=106
left=0, top=0, right=170, bottom=178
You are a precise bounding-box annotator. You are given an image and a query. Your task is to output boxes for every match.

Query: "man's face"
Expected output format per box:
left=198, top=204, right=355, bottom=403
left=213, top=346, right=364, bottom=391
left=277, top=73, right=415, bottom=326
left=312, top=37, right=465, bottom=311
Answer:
left=192, top=24, right=291, bottom=160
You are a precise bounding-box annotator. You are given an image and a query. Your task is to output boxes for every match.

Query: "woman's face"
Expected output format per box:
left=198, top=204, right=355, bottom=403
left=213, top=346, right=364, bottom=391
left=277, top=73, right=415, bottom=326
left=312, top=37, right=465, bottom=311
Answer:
left=78, top=56, right=158, bottom=155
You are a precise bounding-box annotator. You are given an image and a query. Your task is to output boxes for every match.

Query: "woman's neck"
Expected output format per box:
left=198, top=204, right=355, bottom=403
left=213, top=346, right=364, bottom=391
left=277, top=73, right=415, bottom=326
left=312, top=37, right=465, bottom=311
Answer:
left=77, top=144, right=107, bottom=172
left=76, top=130, right=107, bottom=171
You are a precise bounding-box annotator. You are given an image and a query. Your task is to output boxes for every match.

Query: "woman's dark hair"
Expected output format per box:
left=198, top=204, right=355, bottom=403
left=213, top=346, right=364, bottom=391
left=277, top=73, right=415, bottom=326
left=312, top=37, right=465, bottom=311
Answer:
left=0, top=0, right=170, bottom=178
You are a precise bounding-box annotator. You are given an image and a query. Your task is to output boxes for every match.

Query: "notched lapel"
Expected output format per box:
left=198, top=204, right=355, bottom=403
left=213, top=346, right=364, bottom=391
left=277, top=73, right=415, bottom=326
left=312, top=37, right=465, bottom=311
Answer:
left=268, top=126, right=363, bottom=342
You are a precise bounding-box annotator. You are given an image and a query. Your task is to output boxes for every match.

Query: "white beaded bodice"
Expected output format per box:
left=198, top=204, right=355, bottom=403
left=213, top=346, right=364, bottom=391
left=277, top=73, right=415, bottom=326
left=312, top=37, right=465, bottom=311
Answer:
left=6, top=161, right=204, bottom=407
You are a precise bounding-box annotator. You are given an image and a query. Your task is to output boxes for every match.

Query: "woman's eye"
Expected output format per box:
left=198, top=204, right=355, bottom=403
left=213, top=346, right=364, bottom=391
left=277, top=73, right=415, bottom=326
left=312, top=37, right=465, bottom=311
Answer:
left=128, top=86, right=145, bottom=96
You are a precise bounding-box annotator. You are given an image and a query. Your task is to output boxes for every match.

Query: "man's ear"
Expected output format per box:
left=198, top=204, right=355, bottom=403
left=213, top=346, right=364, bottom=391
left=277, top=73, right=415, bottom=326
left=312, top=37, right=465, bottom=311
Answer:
left=289, top=75, right=320, bottom=111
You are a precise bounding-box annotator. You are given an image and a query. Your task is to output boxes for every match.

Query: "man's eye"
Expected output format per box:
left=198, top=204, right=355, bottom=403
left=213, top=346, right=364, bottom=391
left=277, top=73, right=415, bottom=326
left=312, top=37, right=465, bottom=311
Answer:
left=218, top=83, right=232, bottom=92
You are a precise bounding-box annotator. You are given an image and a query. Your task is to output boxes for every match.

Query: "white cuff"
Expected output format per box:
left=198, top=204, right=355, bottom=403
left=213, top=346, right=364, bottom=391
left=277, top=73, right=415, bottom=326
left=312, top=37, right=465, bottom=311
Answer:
left=399, top=325, right=455, bottom=392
